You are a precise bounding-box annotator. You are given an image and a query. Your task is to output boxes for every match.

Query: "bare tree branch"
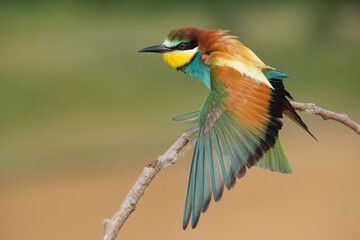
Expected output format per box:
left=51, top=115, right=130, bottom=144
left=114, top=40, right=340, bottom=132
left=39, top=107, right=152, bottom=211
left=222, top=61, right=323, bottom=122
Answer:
left=101, top=102, right=359, bottom=240
left=101, top=129, right=196, bottom=240
left=291, top=102, right=360, bottom=135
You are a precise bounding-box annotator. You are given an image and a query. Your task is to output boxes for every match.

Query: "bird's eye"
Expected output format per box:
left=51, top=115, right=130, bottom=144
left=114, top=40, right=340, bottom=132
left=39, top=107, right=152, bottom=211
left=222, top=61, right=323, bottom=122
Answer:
left=178, top=43, right=186, bottom=50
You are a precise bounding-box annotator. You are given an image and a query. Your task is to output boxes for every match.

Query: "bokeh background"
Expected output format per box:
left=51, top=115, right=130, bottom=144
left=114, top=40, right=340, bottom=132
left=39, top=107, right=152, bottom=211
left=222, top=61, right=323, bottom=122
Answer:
left=1, top=0, right=360, bottom=239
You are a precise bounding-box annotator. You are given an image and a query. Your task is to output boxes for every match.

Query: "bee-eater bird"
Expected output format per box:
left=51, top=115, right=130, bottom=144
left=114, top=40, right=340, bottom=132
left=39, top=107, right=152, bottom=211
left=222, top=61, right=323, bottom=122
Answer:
left=139, top=27, right=315, bottom=229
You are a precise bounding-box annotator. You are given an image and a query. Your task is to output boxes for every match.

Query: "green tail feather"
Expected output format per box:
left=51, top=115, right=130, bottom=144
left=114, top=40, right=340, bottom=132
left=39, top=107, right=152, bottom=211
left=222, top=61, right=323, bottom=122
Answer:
left=173, top=110, right=200, bottom=142
left=173, top=110, right=199, bottom=123
left=257, top=138, right=292, bottom=174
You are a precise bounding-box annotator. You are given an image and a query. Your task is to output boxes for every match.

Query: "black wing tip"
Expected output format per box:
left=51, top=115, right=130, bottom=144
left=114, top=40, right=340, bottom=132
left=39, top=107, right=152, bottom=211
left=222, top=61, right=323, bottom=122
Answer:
left=183, top=215, right=190, bottom=230
left=292, top=110, right=318, bottom=141
left=239, top=166, right=246, bottom=178
left=285, top=89, right=294, bottom=100
left=201, top=196, right=212, bottom=212
left=283, top=99, right=318, bottom=141
left=307, top=129, right=318, bottom=141
left=294, top=118, right=318, bottom=141
left=224, top=171, right=237, bottom=190
left=191, top=216, right=200, bottom=229
left=213, top=186, right=224, bottom=202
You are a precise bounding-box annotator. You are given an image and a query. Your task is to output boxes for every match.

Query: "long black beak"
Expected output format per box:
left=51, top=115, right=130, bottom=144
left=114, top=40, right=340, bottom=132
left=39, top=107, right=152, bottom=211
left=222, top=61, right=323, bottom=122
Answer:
left=138, top=45, right=171, bottom=53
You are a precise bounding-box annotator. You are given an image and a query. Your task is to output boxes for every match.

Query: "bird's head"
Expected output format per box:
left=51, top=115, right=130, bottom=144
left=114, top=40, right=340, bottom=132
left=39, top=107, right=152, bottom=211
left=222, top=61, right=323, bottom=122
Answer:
left=138, top=27, right=212, bottom=69
left=139, top=27, right=272, bottom=87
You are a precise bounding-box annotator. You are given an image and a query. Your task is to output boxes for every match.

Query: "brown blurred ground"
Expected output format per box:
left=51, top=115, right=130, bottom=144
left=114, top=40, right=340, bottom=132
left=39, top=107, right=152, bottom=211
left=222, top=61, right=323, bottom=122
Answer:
left=1, top=123, right=359, bottom=240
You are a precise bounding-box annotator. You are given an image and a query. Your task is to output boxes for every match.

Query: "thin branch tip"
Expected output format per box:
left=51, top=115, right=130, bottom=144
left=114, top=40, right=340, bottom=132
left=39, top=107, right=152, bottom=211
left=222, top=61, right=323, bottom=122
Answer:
left=291, top=102, right=360, bottom=135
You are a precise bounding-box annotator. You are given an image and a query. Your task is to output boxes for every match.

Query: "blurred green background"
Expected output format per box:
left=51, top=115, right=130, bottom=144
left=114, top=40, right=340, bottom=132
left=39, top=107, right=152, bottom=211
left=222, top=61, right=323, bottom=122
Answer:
left=0, top=1, right=359, bottom=240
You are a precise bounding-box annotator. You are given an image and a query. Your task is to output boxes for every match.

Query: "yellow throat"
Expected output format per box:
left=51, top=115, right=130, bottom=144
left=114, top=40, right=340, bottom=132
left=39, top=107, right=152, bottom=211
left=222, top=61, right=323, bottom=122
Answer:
left=162, top=47, right=198, bottom=69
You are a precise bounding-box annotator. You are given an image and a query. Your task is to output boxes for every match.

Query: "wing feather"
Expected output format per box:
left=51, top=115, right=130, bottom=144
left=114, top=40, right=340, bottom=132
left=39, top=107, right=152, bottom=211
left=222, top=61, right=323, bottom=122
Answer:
left=182, top=66, right=302, bottom=229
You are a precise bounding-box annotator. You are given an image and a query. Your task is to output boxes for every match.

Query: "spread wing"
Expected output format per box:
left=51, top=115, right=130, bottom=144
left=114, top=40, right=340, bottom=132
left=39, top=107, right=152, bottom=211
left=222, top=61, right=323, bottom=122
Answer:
left=182, top=66, right=290, bottom=229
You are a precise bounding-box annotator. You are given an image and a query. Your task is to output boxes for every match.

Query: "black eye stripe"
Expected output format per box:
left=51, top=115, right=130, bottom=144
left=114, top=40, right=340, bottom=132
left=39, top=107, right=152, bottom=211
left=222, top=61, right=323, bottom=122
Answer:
left=174, top=40, right=198, bottom=50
